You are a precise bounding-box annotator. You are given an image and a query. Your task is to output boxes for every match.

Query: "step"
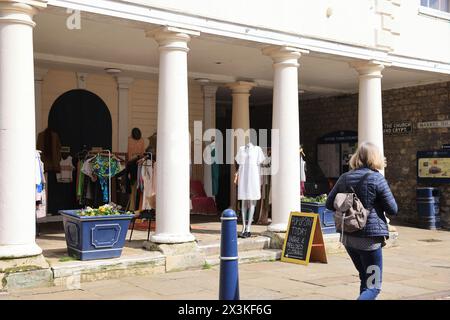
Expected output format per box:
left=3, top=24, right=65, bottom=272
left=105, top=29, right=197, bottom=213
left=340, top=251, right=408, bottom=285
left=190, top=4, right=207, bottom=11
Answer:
left=50, top=252, right=165, bottom=286
left=198, top=236, right=270, bottom=256
left=205, top=249, right=281, bottom=267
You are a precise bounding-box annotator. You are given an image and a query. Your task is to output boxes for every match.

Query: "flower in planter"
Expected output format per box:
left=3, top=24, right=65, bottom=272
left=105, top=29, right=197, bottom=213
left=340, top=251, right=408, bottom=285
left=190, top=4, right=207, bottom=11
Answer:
left=78, top=204, right=132, bottom=216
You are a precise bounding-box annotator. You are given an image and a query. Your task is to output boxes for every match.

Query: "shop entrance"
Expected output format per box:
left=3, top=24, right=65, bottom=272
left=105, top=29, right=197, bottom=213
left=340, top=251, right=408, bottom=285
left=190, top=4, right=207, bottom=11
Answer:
left=317, top=130, right=358, bottom=188
left=47, top=89, right=112, bottom=213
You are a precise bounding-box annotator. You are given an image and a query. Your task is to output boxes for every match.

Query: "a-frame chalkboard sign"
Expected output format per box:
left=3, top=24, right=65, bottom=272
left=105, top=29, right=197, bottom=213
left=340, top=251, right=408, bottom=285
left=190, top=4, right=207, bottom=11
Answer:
left=281, top=212, right=328, bottom=265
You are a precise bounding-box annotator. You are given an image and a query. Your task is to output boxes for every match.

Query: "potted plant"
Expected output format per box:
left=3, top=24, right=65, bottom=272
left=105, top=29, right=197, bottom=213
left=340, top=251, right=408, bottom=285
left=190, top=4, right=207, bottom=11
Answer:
left=301, top=194, right=337, bottom=234
left=60, top=204, right=134, bottom=261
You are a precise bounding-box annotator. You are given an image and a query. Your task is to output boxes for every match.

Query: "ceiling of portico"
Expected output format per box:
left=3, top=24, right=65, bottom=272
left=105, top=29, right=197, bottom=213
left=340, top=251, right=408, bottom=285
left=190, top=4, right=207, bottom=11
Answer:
left=33, top=9, right=450, bottom=102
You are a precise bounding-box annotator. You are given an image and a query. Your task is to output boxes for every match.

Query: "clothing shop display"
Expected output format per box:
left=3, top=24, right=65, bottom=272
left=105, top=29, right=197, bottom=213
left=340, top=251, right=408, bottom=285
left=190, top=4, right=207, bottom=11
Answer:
left=257, top=152, right=271, bottom=225
left=239, top=199, right=257, bottom=238
left=235, top=143, right=266, bottom=200
left=146, top=133, right=157, bottom=155
left=36, top=151, right=47, bottom=219
left=36, top=128, right=62, bottom=172
left=235, top=143, right=265, bottom=236
left=300, top=151, right=306, bottom=195
left=128, top=137, right=145, bottom=160
left=140, top=159, right=156, bottom=210
left=204, top=141, right=220, bottom=197
left=56, top=155, right=75, bottom=183
left=91, top=155, right=123, bottom=203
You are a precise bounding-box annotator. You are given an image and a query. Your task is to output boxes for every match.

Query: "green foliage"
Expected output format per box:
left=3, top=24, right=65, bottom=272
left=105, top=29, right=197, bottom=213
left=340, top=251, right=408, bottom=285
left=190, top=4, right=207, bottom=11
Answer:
left=301, top=194, right=328, bottom=204
left=77, top=204, right=132, bottom=217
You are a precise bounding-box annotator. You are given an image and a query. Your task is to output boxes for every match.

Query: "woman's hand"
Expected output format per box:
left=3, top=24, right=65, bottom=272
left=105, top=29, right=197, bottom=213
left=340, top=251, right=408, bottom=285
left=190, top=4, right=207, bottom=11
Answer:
left=233, top=172, right=238, bottom=185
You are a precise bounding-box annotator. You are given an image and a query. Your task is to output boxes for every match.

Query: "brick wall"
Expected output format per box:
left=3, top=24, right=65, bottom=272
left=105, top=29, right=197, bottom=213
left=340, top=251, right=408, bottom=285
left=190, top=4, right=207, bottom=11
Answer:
left=299, top=81, right=450, bottom=228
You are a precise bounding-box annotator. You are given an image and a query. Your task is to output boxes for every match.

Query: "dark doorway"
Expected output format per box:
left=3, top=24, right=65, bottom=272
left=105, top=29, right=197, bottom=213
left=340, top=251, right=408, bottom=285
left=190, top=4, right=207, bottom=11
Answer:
left=48, top=89, right=112, bottom=154
left=47, top=89, right=112, bottom=213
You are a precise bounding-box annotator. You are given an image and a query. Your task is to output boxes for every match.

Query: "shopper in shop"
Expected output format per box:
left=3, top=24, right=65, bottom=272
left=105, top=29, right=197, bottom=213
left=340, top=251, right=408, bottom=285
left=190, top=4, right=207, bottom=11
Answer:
left=325, top=142, right=398, bottom=300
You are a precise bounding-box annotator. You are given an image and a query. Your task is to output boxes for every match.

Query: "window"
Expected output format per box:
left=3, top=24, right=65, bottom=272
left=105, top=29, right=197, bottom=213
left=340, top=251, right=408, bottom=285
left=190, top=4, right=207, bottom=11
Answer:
left=421, top=0, right=450, bottom=12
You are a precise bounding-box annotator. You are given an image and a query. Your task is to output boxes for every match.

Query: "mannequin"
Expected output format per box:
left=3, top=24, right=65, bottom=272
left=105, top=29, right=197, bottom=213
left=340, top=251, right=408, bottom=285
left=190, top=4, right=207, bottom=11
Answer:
left=128, top=127, right=145, bottom=160
left=234, top=137, right=265, bottom=238
left=300, top=146, right=306, bottom=196
left=146, top=132, right=157, bottom=155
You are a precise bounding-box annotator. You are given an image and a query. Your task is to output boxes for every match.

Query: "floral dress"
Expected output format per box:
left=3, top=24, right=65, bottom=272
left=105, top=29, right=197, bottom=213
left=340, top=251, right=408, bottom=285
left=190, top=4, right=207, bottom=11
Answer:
left=92, top=155, right=123, bottom=203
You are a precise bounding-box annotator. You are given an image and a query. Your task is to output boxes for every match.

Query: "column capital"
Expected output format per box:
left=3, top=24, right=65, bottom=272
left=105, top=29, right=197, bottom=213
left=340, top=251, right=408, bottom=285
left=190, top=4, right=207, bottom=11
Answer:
left=350, top=60, right=391, bottom=78
left=262, top=45, right=309, bottom=67
left=116, top=76, right=134, bottom=89
left=146, top=26, right=200, bottom=52
left=0, top=0, right=47, bottom=27
left=226, top=81, right=256, bottom=94
left=202, top=85, right=218, bottom=98
left=34, top=67, right=48, bottom=81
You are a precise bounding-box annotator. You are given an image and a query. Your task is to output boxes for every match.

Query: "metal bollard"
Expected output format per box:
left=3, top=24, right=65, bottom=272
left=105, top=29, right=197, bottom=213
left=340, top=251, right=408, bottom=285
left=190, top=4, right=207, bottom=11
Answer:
left=219, top=209, right=240, bottom=300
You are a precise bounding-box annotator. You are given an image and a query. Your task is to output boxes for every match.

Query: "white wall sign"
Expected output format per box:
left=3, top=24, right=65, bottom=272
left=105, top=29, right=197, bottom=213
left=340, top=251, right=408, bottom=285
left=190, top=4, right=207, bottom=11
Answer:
left=417, top=120, right=450, bottom=129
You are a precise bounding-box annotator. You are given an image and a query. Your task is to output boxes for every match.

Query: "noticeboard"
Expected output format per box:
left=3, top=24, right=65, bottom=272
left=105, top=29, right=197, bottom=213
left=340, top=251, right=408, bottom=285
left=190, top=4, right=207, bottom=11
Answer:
left=417, top=150, right=450, bottom=183
left=281, top=212, right=327, bottom=266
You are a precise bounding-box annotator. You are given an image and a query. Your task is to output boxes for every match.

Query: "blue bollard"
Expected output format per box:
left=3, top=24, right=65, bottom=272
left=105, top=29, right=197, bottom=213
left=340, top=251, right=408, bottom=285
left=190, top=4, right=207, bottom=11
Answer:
left=219, top=209, right=240, bottom=300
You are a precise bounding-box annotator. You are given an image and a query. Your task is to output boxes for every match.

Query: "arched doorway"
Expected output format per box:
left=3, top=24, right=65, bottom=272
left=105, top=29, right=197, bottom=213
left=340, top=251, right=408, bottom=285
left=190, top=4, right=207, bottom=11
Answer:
left=48, top=89, right=112, bottom=154
left=47, top=89, right=112, bottom=213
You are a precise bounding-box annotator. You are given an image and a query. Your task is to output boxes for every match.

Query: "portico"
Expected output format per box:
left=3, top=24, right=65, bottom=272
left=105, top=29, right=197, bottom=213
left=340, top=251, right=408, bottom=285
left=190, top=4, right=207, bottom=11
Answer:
left=0, top=0, right=449, bottom=262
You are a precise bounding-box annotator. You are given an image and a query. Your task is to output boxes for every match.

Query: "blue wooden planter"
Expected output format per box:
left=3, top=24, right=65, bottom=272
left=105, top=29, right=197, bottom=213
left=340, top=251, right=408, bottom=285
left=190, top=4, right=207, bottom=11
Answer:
left=60, top=210, right=134, bottom=261
left=300, top=202, right=337, bottom=234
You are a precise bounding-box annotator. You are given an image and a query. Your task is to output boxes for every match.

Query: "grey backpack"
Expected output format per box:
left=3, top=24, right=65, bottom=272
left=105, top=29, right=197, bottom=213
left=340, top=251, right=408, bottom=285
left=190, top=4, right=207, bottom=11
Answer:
left=333, top=172, right=372, bottom=234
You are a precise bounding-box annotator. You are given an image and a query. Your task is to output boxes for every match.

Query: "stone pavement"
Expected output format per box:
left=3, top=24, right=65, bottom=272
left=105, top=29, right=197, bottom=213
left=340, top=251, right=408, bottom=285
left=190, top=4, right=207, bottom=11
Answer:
left=1, top=225, right=449, bottom=300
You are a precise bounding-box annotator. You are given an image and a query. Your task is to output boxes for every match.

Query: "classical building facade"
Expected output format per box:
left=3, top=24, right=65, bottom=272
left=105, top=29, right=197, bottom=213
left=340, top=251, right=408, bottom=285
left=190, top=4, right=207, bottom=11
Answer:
left=0, top=0, right=449, bottom=259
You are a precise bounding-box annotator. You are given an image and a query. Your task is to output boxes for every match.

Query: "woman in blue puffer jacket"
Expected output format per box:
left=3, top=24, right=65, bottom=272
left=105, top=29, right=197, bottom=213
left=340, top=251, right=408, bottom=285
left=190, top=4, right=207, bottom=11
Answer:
left=326, top=142, right=398, bottom=300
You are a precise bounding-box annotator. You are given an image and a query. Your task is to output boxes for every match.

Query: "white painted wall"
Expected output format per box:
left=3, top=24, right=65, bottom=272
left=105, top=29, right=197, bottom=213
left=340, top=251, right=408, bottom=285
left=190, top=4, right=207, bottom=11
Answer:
left=394, top=0, right=450, bottom=63
left=125, top=0, right=450, bottom=63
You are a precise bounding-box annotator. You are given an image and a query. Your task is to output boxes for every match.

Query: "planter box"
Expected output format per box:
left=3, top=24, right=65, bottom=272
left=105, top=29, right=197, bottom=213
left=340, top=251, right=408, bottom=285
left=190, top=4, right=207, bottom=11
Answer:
left=60, top=210, right=134, bottom=261
left=300, top=202, right=337, bottom=234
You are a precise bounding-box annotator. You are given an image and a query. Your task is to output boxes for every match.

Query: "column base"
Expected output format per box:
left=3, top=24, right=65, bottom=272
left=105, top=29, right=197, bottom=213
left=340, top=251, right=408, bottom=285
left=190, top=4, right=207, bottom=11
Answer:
left=0, top=243, right=42, bottom=259
left=267, top=223, right=288, bottom=233
left=150, top=233, right=196, bottom=244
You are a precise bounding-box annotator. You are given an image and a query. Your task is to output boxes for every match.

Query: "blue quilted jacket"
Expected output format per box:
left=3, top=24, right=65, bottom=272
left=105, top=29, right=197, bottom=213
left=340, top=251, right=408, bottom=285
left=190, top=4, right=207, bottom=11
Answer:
left=325, top=167, right=398, bottom=238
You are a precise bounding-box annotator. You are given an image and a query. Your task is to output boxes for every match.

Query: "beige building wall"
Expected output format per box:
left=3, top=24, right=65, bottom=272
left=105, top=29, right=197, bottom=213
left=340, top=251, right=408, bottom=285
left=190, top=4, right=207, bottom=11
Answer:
left=39, top=69, right=205, bottom=181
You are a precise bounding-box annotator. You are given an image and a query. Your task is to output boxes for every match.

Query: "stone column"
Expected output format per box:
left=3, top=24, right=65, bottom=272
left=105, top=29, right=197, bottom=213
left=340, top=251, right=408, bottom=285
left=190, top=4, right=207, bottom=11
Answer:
left=34, top=68, right=47, bottom=137
left=201, top=85, right=218, bottom=197
left=227, top=81, right=256, bottom=210
left=147, top=26, right=199, bottom=244
left=0, top=0, right=47, bottom=258
left=351, top=60, right=386, bottom=170
left=263, top=46, right=308, bottom=232
left=116, top=77, right=134, bottom=153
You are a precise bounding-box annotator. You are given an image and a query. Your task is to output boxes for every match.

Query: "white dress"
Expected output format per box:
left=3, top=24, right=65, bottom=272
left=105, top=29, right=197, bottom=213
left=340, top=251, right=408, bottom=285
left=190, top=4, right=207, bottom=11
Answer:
left=235, top=143, right=265, bottom=200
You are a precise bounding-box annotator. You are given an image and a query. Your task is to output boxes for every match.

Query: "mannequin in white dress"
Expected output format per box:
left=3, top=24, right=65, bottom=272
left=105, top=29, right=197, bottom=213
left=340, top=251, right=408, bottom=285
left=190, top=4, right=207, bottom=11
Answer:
left=234, top=141, right=265, bottom=238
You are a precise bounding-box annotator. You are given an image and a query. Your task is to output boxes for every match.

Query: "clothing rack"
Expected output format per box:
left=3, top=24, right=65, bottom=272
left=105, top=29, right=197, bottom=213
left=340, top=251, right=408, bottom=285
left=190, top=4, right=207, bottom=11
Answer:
left=88, top=149, right=112, bottom=204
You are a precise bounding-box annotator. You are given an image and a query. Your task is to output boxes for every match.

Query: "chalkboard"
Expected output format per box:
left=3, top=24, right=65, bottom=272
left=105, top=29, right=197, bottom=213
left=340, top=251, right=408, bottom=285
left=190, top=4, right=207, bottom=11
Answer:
left=281, top=212, right=319, bottom=265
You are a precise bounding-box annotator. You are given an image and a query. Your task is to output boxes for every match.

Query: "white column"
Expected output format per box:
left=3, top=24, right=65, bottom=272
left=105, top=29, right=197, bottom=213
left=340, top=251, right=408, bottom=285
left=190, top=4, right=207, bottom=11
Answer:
left=263, top=46, right=308, bottom=232
left=0, top=0, right=47, bottom=258
left=34, top=68, right=47, bottom=137
left=116, top=77, right=133, bottom=153
left=201, top=85, right=218, bottom=197
left=147, top=26, right=199, bottom=244
left=351, top=60, right=386, bottom=171
left=227, top=81, right=255, bottom=210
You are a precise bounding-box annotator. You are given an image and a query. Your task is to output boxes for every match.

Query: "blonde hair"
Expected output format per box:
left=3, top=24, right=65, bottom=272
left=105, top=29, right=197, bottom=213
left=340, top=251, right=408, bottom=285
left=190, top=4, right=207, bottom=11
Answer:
left=349, top=142, right=385, bottom=171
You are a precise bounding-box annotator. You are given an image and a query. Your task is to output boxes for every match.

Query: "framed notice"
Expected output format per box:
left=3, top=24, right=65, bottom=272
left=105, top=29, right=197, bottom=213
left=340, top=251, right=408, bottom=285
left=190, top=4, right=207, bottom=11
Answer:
left=281, top=212, right=327, bottom=266
left=417, top=150, right=450, bottom=183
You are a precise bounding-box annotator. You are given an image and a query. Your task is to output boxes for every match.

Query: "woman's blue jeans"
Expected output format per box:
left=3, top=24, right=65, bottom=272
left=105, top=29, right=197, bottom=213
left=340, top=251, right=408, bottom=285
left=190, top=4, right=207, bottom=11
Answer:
left=345, top=246, right=383, bottom=300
